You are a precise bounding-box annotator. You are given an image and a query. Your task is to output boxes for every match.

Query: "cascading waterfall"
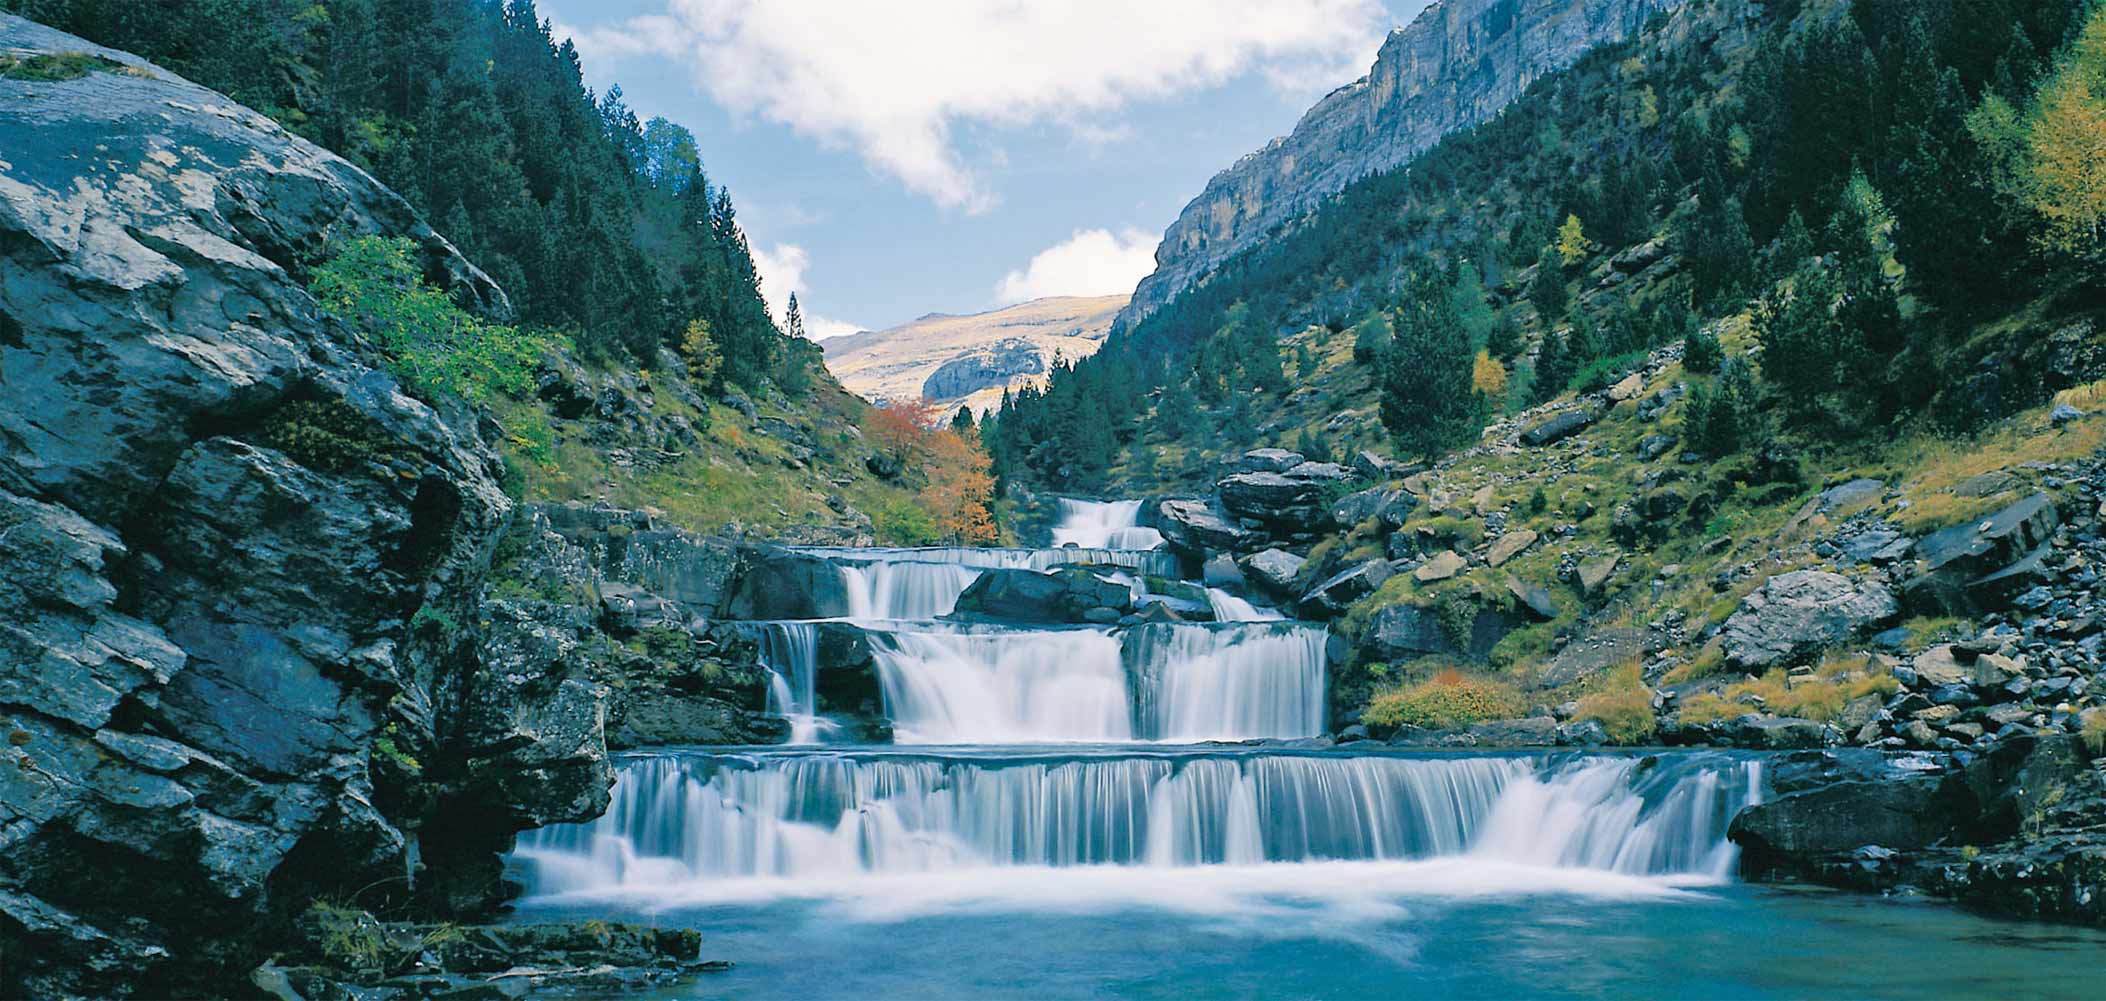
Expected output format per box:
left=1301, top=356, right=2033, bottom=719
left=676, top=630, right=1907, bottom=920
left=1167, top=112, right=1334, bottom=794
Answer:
left=1050, top=498, right=1165, bottom=551
left=514, top=750, right=1762, bottom=892
left=861, top=622, right=1328, bottom=743
left=1128, top=623, right=1327, bottom=741
left=839, top=560, right=982, bottom=620
left=796, top=545, right=1180, bottom=577
left=753, top=622, right=835, bottom=744
left=1205, top=587, right=1283, bottom=622
left=869, top=627, right=1135, bottom=744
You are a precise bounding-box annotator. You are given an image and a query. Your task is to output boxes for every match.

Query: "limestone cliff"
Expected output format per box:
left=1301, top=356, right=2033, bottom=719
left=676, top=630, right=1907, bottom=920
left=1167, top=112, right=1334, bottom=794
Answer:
left=823, top=294, right=1124, bottom=414
left=1121, top=0, right=1685, bottom=326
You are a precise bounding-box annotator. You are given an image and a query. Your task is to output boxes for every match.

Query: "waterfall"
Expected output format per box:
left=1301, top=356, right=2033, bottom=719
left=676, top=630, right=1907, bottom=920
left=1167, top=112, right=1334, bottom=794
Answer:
left=514, top=750, right=1762, bottom=892
left=1050, top=499, right=1165, bottom=551
left=839, top=560, right=982, bottom=620
left=1205, top=587, right=1283, bottom=622
left=794, top=545, right=1180, bottom=577
left=754, top=622, right=835, bottom=744
left=1129, top=624, right=1327, bottom=741
left=860, top=622, right=1328, bottom=743
left=868, top=627, right=1135, bottom=743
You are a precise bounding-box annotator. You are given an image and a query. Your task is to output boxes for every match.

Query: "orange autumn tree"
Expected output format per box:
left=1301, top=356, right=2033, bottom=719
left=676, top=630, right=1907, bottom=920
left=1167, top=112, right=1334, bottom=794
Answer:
left=866, top=399, right=998, bottom=545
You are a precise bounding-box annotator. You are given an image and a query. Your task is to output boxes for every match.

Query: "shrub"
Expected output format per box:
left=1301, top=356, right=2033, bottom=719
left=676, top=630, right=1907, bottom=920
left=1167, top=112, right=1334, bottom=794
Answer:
left=1683, top=321, right=1722, bottom=375
left=1677, top=659, right=1900, bottom=725
left=1574, top=664, right=1655, bottom=743
left=1363, top=669, right=1520, bottom=730
left=261, top=397, right=399, bottom=472
left=2082, top=709, right=2106, bottom=754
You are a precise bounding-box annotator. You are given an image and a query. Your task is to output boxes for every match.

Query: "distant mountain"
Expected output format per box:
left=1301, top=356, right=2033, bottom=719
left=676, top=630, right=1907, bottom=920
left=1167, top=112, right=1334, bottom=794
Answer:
left=823, top=294, right=1127, bottom=414
left=1120, top=0, right=1684, bottom=328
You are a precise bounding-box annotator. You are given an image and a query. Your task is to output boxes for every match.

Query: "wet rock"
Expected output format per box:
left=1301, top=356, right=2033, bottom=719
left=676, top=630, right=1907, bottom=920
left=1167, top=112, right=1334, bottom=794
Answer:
left=1465, top=716, right=1559, bottom=746
left=1730, top=751, right=1973, bottom=863
left=1721, top=571, right=1898, bottom=670
left=951, top=566, right=1132, bottom=624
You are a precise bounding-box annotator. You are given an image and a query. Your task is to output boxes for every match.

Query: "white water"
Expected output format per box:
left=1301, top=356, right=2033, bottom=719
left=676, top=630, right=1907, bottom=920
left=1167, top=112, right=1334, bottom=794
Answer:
left=839, top=560, right=982, bottom=620
left=515, top=751, right=1761, bottom=897
left=1050, top=498, right=1165, bottom=551
left=754, top=623, right=837, bottom=744
left=870, top=628, right=1135, bottom=743
left=1205, top=587, right=1283, bottom=622
left=860, top=622, right=1328, bottom=743
left=1130, top=623, right=1327, bottom=741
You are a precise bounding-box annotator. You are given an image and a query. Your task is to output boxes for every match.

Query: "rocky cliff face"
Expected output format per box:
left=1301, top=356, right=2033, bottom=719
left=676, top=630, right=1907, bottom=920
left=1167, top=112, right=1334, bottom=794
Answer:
left=1122, top=0, right=1685, bottom=326
left=0, top=17, right=596, bottom=996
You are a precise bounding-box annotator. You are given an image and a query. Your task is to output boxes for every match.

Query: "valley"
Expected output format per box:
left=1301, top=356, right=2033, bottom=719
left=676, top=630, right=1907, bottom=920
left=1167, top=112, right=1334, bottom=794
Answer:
left=2, top=0, right=2104, bottom=997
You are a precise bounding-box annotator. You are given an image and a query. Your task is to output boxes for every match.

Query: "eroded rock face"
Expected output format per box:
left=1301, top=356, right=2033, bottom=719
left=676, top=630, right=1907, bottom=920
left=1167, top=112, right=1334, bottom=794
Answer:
left=1122, top=0, right=1688, bottom=324
left=0, top=18, right=544, bottom=996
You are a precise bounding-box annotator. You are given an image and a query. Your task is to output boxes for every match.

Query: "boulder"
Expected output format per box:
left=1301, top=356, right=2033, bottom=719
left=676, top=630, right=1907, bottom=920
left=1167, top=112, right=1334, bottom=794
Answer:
left=1239, top=549, right=1308, bottom=597
left=1730, top=751, right=1972, bottom=864
left=951, top=566, right=1132, bottom=624
left=1485, top=529, right=1538, bottom=567
left=1573, top=554, right=1620, bottom=597
left=726, top=547, right=852, bottom=620
left=1721, top=571, right=1898, bottom=669
left=1362, top=603, right=1515, bottom=663
left=1465, top=716, right=1559, bottom=746
left=1414, top=550, right=1468, bottom=582
left=1818, top=477, right=1885, bottom=513
left=1607, top=372, right=1645, bottom=401
left=1219, top=464, right=1349, bottom=529
left=1299, top=561, right=1394, bottom=617
left=1231, top=447, right=1305, bottom=473
left=1902, top=493, right=2059, bottom=614
left=1520, top=408, right=1598, bottom=446
left=1155, top=498, right=1260, bottom=554
left=1722, top=714, right=1833, bottom=749
left=1331, top=486, right=1417, bottom=529
left=1505, top=576, right=1560, bottom=621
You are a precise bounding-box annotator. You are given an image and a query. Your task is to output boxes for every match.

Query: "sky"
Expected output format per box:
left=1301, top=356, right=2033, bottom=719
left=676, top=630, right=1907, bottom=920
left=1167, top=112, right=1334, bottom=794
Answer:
left=541, top=0, right=1434, bottom=338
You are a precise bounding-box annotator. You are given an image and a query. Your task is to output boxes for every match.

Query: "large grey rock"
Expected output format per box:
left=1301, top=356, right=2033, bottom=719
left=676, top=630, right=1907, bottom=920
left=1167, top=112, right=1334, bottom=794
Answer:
left=1219, top=470, right=1331, bottom=528
left=1361, top=603, right=1515, bottom=663
left=1231, top=447, right=1305, bottom=473
left=1156, top=498, right=1259, bottom=553
left=1902, top=493, right=2060, bottom=614
left=951, top=566, right=1133, bottom=624
left=1123, top=0, right=1687, bottom=324
left=1730, top=751, right=1971, bottom=863
left=1721, top=571, right=1898, bottom=669
left=1520, top=408, right=1599, bottom=446
left=1330, top=486, right=1417, bottom=529
left=1239, top=548, right=1308, bottom=596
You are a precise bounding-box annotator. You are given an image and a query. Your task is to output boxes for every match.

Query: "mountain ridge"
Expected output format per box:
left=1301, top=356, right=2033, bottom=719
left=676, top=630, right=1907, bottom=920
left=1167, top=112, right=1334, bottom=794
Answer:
left=823, top=293, right=1127, bottom=414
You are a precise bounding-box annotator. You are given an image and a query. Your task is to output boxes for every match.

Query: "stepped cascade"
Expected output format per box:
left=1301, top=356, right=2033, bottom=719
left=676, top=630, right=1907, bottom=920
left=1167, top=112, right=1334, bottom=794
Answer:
left=517, top=498, right=1766, bottom=907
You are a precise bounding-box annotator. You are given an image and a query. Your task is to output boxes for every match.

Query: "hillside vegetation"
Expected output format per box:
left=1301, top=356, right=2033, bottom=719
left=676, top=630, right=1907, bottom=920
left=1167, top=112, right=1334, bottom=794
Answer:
left=9, top=0, right=998, bottom=544
left=987, top=0, right=2106, bottom=724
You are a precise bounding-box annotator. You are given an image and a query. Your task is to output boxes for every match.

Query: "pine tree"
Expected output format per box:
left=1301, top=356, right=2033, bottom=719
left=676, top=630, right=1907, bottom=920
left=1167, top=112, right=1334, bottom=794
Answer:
left=1529, top=262, right=1569, bottom=321
left=1683, top=319, right=1723, bottom=376
left=1533, top=329, right=1574, bottom=402
left=784, top=293, right=808, bottom=340
left=1380, top=270, right=1483, bottom=459
left=951, top=405, right=976, bottom=434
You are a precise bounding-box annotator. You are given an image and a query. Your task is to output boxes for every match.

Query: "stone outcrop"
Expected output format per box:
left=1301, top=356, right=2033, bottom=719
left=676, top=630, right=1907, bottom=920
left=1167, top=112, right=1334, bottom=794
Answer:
left=1720, top=570, right=1899, bottom=670
left=951, top=565, right=1135, bottom=624
left=0, top=17, right=557, bottom=995
left=1121, top=0, right=1687, bottom=325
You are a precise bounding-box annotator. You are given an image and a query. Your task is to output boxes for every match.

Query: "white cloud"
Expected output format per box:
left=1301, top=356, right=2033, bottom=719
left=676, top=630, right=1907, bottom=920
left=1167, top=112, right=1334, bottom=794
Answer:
left=996, top=228, right=1159, bottom=304
left=560, top=0, right=1388, bottom=211
left=750, top=242, right=864, bottom=339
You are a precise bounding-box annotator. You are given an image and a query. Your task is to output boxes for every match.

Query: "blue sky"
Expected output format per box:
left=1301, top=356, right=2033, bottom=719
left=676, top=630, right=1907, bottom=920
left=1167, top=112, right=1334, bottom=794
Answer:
left=541, top=0, right=1432, bottom=336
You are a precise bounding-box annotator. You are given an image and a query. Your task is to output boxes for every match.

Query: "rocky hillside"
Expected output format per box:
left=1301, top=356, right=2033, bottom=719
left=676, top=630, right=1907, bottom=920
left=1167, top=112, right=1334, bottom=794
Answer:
left=1122, top=0, right=1684, bottom=325
left=823, top=294, right=1125, bottom=415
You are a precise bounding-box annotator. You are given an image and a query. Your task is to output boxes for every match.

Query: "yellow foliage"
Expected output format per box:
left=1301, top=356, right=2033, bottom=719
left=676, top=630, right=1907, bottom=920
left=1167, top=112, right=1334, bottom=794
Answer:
left=2027, top=59, right=2106, bottom=252
left=1574, top=663, right=1654, bottom=744
left=1363, top=669, right=1519, bottom=730
left=1677, top=658, right=1899, bottom=726
left=1555, top=214, right=1589, bottom=266
left=679, top=319, right=721, bottom=384
left=1471, top=350, right=1508, bottom=398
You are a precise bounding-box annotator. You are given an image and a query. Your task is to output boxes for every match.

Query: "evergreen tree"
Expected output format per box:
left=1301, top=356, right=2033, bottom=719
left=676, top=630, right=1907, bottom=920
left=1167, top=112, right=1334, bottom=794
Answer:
left=951, top=406, right=976, bottom=434
left=1533, top=329, right=1575, bottom=402
left=1683, top=318, right=1723, bottom=375
left=1529, top=261, right=1569, bottom=321
left=1380, top=270, right=1482, bottom=459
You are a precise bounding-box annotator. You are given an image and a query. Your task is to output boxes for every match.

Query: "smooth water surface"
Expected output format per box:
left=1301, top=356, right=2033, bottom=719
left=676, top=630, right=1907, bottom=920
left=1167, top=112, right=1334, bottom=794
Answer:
left=515, top=878, right=2106, bottom=1000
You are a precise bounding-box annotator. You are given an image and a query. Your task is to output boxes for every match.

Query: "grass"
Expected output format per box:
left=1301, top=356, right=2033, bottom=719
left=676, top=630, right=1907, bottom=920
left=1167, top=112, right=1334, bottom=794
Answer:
left=1885, top=407, right=2105, bottom=534
left=1677, top=655, right=1899, bottom=725
left=1573, top=662, right=1656, bottom=743
left=2082, top=708, right=2105, bottom=754
left=1363, top=668, right=1520, bottom=729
